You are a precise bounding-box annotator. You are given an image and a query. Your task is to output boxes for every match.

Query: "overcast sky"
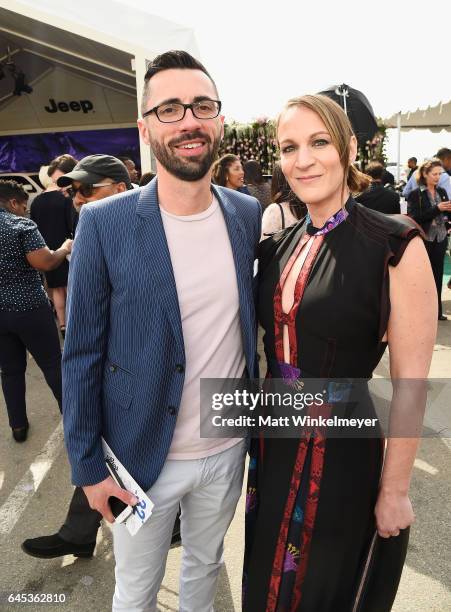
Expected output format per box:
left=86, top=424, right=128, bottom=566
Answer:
left=125, top=0, right=449, bottom=163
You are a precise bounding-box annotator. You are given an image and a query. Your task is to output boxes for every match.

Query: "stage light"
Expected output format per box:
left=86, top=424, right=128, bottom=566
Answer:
left=12, top=69, right=33, bottom=95
left=4, top=62, right=33, bottom=95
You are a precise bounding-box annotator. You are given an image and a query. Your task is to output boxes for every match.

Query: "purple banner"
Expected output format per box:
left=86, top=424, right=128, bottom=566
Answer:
left=0, top=128, right=140, bottom=173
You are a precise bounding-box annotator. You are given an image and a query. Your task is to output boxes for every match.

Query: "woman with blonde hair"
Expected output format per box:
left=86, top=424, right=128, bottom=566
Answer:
left=243, top=94, right=436, bottom=611
left=407, top=158, right=451, bottom=320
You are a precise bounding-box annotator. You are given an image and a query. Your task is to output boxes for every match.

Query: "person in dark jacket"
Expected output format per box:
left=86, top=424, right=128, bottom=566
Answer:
left=30, top=154, right=77, bottom=337
left=356, top=161, right=401, bottom=214
left=407, top=158, right=451, bottom=320
left=407, top=157, right=418, bottom=180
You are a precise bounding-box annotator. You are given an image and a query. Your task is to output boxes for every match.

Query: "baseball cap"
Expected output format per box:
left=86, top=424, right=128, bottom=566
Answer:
left=57, top=154, right=132, bottom=189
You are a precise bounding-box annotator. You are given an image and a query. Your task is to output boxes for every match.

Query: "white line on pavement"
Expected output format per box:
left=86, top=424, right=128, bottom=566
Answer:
left=0, top=421, right=64, bottom=535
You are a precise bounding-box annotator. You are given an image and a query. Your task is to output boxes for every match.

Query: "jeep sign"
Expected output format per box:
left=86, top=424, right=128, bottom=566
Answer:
left=44, top=98, right=94, bottom=113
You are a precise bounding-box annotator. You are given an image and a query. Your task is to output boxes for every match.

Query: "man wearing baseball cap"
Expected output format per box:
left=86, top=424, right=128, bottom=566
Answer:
left=21, top=154, right=152, bottom=559
left=22, top=153, right=182, bottom=559
left=57, top=154, right=132, bottom=214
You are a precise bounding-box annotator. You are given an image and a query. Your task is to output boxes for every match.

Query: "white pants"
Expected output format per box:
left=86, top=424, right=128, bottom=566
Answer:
left=112, top=440, right=246, bottom=612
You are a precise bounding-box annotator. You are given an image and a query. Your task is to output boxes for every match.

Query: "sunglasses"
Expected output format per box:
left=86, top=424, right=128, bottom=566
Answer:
left=66, top=182, right=117, bottom=198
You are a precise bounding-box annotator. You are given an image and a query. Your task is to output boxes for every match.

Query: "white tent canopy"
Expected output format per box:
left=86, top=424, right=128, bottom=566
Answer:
left=384, top=100, right=451, bottom=132
left=0, top=0, right=199, bottom=170
left=383, top=100, right=451, bottom=181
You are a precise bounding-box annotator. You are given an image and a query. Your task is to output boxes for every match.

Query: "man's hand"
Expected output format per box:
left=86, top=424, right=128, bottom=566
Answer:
left=83, top=476, right=138, bottom=523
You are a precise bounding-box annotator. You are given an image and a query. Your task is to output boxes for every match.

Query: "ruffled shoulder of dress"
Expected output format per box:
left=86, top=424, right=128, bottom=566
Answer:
left=349, top=201, right=422, bottom=266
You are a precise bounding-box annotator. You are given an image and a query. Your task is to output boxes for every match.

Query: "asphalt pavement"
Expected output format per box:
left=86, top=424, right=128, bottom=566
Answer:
left=0, top=289, right=450, bottom=612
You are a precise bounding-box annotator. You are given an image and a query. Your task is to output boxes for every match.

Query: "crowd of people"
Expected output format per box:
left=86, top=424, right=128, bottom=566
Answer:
left=0, top=48, right=449, bottom=611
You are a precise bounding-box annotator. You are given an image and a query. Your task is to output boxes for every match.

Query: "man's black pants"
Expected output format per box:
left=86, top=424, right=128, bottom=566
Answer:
left=59, top=487, right=102, bottom=544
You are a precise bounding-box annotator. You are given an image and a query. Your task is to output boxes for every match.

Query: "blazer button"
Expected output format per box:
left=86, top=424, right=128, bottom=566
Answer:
left=175, top=364, right=184, bottom=373
left=109, top=365, right=117, bottom=373
left=168, top=406, right=177, bottom=415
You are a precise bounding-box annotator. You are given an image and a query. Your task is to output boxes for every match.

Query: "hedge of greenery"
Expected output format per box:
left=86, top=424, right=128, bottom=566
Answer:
left=218, top=118, right=387, bottom=174
left=218, top=118, right=278, bottom=175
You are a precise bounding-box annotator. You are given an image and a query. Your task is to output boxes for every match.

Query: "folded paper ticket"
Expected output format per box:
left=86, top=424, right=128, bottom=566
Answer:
left=101, top=437, right=154, bottom=536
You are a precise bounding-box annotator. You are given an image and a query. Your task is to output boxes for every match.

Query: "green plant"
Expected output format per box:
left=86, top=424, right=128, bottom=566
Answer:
left=219, top=118, right=279, bottom=174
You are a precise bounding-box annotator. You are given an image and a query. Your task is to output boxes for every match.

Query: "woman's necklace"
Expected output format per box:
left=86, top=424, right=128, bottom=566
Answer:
left=305, top=206, right=349, bottom=236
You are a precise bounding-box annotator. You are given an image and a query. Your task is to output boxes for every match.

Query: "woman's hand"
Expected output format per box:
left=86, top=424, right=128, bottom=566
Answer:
left=61, top=238, right=73, bottom=254
left=375, top=489, right=414, bottom=538
left=437, top=200, right=451, bottom=212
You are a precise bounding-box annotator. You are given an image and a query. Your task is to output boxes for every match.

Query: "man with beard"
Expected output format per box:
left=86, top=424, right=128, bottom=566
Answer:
left=61, top=50, right=261, bottom=610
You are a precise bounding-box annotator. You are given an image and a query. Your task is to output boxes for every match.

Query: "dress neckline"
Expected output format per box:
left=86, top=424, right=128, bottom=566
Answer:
left=305, top=196, right=354, bottom=236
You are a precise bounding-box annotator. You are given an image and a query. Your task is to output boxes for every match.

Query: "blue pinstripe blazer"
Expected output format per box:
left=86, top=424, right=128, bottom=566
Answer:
left=62, top=179, right=261, bottom=489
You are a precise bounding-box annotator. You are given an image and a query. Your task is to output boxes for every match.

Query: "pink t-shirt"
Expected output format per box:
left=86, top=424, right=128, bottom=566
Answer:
left=161, top=197, right=245, bottom=459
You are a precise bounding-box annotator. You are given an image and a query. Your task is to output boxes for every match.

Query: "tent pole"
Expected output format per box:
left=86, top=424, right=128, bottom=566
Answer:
left=396, top=111, right=401, bottom=182
left=134, top=53, right=155, bottom=174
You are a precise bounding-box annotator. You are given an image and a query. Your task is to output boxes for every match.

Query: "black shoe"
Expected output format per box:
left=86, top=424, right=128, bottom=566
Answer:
left=438, top=315, right=448, bottom=321
left=12, top=423, right=29, bottom=443
left=21, top=534, right=95, bottom=559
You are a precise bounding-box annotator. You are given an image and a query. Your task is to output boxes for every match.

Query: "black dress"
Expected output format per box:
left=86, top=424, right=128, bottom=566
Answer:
left=243, top=199, right=419, bottom=612
left=30, top=191, right=74, bottom=288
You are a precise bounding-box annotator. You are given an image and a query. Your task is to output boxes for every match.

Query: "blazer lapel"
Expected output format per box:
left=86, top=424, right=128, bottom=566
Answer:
left=135, top=179, right=185, bottom=356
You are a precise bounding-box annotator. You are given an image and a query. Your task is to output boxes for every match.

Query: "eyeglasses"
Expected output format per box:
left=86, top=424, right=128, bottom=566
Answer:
left=142, top=99, right=221, bottom=123
left=66, top=183, right=117, bottom=198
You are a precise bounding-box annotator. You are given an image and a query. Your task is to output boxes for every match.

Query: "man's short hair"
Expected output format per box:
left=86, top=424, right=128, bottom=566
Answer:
left=0, top=179, right=29, bottom=205
left=436, top=148, right=451, bottom=160
left=365, top=161, right=385, bottom=181
left=141, top=50, right=217, bottom=116
left=408, top=156, right=417, bottom=164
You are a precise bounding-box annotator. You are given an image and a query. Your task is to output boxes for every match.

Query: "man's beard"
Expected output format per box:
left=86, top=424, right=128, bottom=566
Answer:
left=150, top=130, right=221, bottom=182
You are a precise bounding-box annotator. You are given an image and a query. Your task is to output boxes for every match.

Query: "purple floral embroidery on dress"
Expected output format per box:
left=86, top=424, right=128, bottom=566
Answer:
left=283, top=543, right=300, bottom=573
left=305, top=207, right=349, bottom=237
left=313, top=208, right=349, bottom=236
left=278, top=361, right=301, bottom=382
left=246, top=487, right=257, bottom=513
